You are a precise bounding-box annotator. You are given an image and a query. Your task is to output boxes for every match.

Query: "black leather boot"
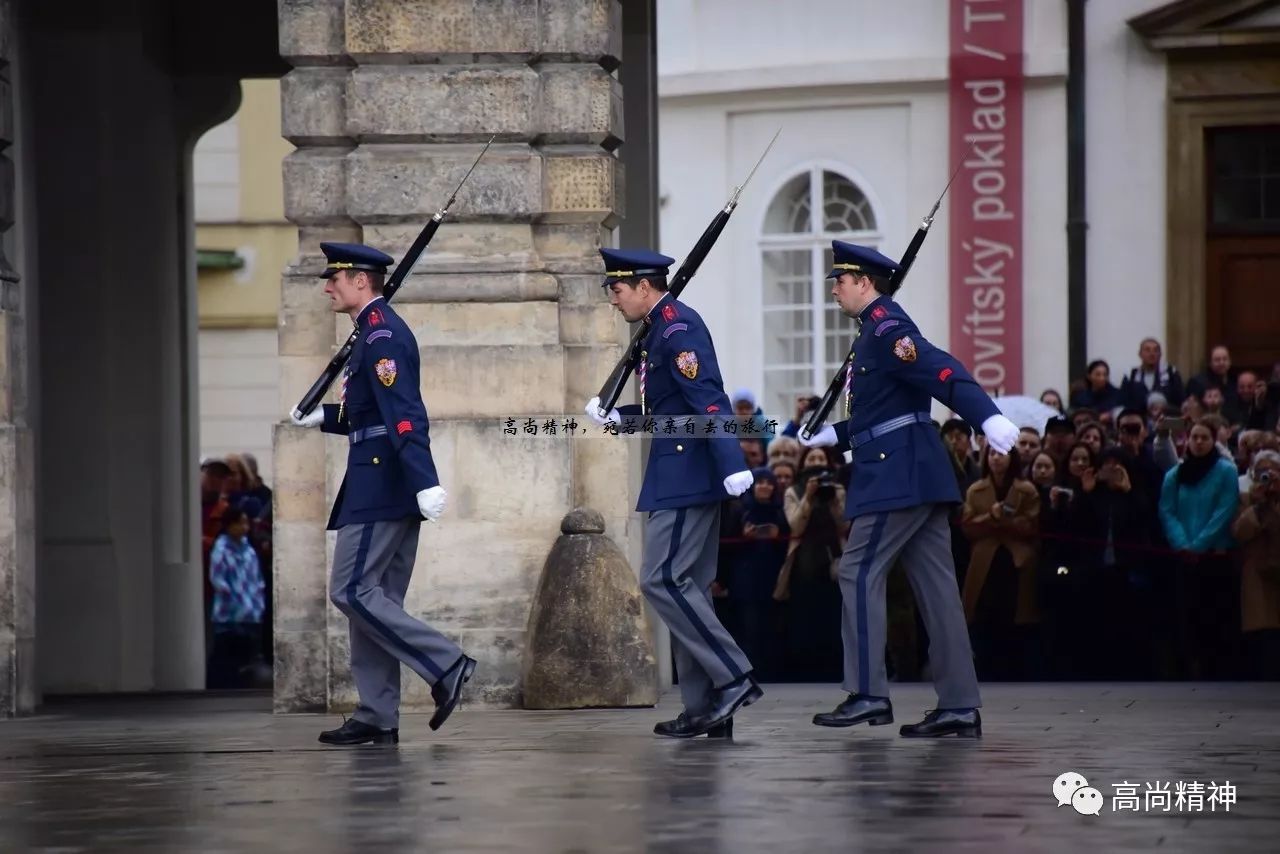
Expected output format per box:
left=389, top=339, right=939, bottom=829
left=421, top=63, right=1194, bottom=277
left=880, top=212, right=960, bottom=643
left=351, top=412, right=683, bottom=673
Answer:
left=429, top=655, right=477, bottom=731
left=318, top=717, right=398, bottom=746
left=683, top=675, right=763, bottom=736
left=899, top=708, right=982, bottom=738
left=812, top=694, right=894, bottom=728
left=653, top=713, right=734, bottom=739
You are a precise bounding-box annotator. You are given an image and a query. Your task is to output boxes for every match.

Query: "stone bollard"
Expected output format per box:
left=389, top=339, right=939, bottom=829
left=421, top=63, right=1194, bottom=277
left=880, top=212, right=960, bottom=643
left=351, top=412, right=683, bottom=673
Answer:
left=522, top=508, right=658, bottom=709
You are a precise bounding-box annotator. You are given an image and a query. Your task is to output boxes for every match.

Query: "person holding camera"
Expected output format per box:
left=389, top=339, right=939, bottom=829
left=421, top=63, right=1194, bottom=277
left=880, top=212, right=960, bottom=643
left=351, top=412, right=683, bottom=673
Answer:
left=800, top=241, right=1019, bottom=738
left=1074, top=445, right=1152, bottom=677
left=774, top=448, right=847, bottom=681
left=959, top=446, right=1040, bottom=681
left=782, top=394, right=822, bottom=439
left=1231, top=450, right=1280, bottom=680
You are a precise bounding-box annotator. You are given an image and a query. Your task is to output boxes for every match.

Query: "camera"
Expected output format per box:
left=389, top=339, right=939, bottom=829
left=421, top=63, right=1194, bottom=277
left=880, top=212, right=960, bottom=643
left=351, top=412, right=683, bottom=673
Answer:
left=814, top=470, right=836, bottom=501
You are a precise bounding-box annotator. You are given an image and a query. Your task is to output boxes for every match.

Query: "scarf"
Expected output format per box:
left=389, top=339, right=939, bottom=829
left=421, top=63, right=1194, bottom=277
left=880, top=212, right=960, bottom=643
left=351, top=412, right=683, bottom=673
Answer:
left=1176, top=449, right=1219, bottom=487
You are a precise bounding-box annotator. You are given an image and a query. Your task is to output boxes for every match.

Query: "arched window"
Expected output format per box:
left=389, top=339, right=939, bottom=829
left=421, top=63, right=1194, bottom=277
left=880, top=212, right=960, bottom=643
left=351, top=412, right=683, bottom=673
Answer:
left=760, top=168, right=880, bottom=420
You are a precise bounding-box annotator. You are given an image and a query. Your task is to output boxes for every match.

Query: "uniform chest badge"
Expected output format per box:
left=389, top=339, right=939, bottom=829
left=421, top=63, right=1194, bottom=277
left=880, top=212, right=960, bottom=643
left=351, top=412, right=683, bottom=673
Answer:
left=676, top=350, right=699, bottom=379
left=375, top=358, right=398, bottom=386
left=892, top=336, right=917, bottom=363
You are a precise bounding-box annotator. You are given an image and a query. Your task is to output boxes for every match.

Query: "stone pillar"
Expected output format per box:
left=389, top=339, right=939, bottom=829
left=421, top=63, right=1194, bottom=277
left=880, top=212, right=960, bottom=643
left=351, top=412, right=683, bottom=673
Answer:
left=0, top=0, right=35, bottom=717
left=274, top=0, right=635, bottom=712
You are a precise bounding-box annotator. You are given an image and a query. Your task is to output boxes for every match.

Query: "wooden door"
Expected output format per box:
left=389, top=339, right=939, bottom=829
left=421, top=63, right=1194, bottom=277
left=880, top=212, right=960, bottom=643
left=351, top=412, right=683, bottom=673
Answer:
left=1205, top=126, right=1280, bottom=374
left=1205, top=235, right=1280, bottom=371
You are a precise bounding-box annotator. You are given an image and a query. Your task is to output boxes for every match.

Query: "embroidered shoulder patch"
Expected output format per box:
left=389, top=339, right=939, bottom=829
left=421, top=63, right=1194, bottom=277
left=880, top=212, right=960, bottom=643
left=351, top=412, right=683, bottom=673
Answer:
left=938, top=368, right=954, bottom=382
left=365, top=328, right=392, bottom=345
left=873, top=319, right=900, bottom=337
left=662, top=322, right=689, bottom=339
left=892, top=336, right=917, bottom=363
left=397, top=420, right=412, bottom=435
left=375, top=358, right=398, bottom=386
left=676, top=350, right=699, bottom=379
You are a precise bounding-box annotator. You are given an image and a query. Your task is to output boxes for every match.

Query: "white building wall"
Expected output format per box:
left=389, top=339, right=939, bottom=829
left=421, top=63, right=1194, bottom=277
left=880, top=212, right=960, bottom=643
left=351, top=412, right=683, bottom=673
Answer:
left=1085, top=0, right=1170, bottom=381
left=660, top=0, right=1090, bottom=417
left=192, top=116, right=240, bottom=223
left=198, top=328, right=279, bottom=483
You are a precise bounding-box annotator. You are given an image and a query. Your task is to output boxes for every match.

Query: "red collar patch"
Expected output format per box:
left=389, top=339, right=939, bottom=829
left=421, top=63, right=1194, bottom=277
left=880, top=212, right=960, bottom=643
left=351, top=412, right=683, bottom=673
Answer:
left=368, top=308, right=384, bottom=327
left=662, top=304, right=677, bottom=323
left=870, top=305, right=888, bottom=322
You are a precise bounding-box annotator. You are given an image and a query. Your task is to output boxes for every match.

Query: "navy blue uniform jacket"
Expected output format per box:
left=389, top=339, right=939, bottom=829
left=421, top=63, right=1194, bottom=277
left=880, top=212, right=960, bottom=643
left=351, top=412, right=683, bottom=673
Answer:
left=615, top=294, right=748, bottom=512
left=321, top=298, right=440, bottom=530
left=831, top=294, right=1000, bottom=520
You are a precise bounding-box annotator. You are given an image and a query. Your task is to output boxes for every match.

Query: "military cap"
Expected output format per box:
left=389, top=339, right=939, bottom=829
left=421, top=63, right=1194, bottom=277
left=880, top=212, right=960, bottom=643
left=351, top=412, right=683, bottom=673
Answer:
left=599, top=247, right=675, bottom=287
left=318, top=242, right=395, bottom=279
left=827, top=240, right=899, bottom=280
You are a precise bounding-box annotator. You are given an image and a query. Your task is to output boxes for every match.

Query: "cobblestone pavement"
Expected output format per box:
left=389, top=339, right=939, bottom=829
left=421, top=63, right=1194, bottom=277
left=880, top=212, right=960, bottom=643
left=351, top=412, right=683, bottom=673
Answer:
left=1, top=683, right=1276, bottom=852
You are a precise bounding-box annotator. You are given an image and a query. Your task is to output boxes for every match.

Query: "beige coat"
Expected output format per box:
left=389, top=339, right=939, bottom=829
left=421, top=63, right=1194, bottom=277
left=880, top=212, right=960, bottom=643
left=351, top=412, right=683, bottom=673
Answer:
left=1232, top=494, right=1280, bottom=632
left=772, top=484, right=848, bottom=600
left=959, top=479, right=1041, bottom=625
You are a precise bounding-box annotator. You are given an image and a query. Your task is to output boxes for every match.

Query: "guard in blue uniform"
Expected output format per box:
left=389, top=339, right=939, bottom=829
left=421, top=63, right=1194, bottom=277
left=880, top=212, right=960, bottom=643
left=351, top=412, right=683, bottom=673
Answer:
left=800, top=241, right=1019, bottom=738
left=290, top=242, right=476, bottom=745
left=584, top=248, right=762, bottom=738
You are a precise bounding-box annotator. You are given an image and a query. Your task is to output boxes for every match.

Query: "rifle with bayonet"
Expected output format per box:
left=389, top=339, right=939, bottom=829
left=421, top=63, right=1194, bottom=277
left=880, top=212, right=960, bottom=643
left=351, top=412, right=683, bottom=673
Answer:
left=799, top=162, right=964, bottom=440
left=291, top=136, right=495, bottom=420
left=592, top=130, right=780, bottom=419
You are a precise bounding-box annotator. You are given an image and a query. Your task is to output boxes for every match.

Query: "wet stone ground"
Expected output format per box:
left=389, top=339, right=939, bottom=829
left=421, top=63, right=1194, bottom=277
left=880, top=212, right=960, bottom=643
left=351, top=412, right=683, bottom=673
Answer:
left=1, top=683, right=1277, bottom=852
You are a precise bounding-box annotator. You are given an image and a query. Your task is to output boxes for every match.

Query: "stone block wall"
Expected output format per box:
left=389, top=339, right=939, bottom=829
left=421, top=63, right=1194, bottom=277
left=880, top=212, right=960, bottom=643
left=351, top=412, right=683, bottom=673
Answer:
left=274, top=0, right=633, bottom=711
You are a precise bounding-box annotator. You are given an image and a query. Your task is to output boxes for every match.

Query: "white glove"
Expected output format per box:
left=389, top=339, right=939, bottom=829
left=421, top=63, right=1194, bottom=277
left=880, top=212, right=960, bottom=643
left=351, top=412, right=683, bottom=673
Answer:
left=982, top=414, right=1020, bottom=455
left=584, top=396, right=620, bottom=427
left=798, top=425, right=837, bottom=448
left=417, top=486, right=447, bottom=522
left=290, top=408, right=324, bottom=428
left=723, top=470, right=754, bottom=497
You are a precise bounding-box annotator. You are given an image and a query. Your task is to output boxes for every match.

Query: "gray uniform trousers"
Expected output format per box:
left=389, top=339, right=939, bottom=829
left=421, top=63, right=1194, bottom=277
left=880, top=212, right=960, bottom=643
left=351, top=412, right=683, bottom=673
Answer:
left=328, top=518, right=463, bottom=729
left=836, top=503, right=981, bottom=709
left=641, top=504, right=753, bottom=713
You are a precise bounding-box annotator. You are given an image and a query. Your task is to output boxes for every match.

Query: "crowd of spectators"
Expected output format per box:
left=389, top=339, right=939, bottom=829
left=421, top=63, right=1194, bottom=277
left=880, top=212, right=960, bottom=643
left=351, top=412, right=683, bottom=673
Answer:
left=200, top=453, right=273, bottom=689
left=711, top=341, right=1280, bottom=683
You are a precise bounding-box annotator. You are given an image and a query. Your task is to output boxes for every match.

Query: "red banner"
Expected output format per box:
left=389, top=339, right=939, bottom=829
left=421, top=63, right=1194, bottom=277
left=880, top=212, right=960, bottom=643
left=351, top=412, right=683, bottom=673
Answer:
left=949, top=0, right=1024, bottom=395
